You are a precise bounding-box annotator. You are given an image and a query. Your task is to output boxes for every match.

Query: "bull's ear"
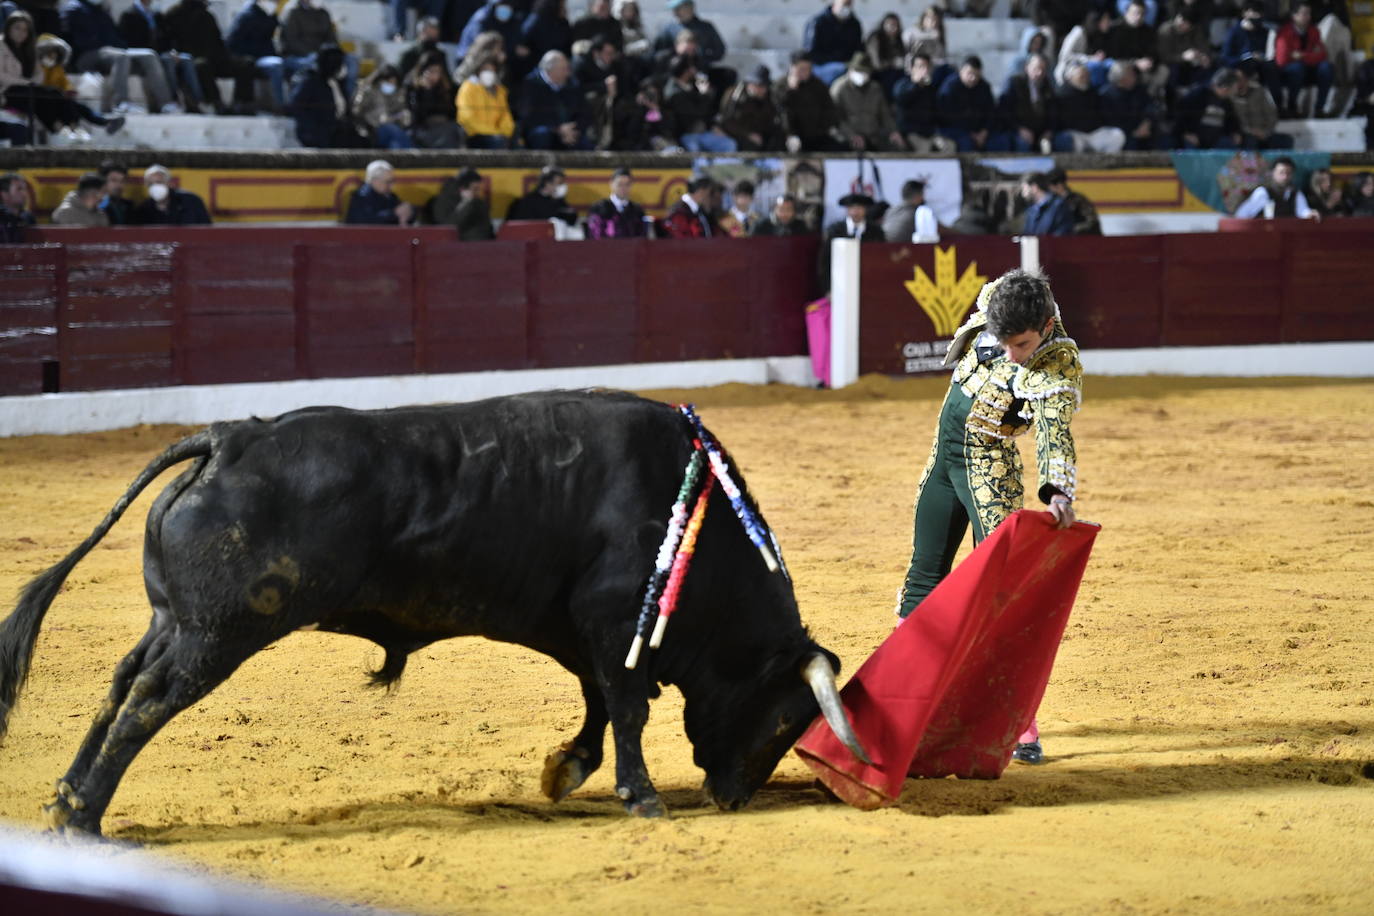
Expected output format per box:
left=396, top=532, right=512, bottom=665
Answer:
left=801, top=654, right=870, bottom=765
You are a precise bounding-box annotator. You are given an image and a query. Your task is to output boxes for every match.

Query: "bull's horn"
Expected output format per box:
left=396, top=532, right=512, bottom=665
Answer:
left=802, top=654, right=872, bottom=766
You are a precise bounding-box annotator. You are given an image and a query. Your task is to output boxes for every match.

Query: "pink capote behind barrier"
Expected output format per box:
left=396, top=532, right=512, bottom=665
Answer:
left=804, top=296, right=831, bottom=387
left=795, top=510, right=1099, bottom=809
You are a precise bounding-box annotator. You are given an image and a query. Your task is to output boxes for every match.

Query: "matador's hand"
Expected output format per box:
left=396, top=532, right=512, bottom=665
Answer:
left=1049, top=496, right=1075, bottom=530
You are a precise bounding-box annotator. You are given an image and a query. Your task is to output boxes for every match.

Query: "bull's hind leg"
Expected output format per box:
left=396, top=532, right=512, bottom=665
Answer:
left=45, top=632, right=256, bottom=836
left=541, top=676, right=608, bottom=802
left=598, top=670, right=663, bottom=818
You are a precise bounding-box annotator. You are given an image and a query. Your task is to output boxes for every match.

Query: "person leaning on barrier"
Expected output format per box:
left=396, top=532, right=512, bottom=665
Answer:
left=1046, top=167, right=1101, bottom=236
left=134, top=164, right=211, bottom=226
left=98, top=160, right=134, bottom=225
left=883, top=179, right=939, bottom=244
left=585, top=167, right=649, bottom=239
left=750, top=194, right=809, bottom=237
left=1234, top=155, right=1317, bottom=219
left=507, top=165, right=579, bottom=225
left=52, top=172, right=109, bottom=227
left=344, top=160, right=415, bottom=226
left=431, top=167, right=494, bottom=240
left=1020, top=172, right=1073, bottom=236
left=0, top=172, right=35, bottom=243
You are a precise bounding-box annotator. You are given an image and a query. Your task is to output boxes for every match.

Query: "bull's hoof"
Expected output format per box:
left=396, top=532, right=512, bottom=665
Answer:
left=540, top=743, right=591, bottom=802
left=625, top=795, right=666, bottom=818
left=43, top=792, right=100, bottom=837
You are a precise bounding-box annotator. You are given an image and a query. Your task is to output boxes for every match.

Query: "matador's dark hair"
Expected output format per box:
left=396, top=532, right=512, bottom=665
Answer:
left=986, top=269, right=1055, bottom=340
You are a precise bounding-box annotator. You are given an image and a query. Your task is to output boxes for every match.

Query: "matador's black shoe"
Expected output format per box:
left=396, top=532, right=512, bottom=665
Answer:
left=1012, top=741, right=1045, bottom=765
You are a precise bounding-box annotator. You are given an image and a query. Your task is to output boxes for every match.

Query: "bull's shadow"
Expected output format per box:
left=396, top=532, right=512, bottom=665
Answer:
left=120, top=752, right=1373, bottom=847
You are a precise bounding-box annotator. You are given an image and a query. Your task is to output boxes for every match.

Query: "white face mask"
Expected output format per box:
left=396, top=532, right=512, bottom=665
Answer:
left=553, top=183, right=569, bottom=199
left=479, top=69, right=498, bottom=87
left=258, top=0, right=274, bottom=13
left=379, top=81, right=397, bottom=95
left=148, top=182, right=170, bottom=202
left=849, top=70, right=869, bottom=87
left=835, top=4, right=852, bottom=18
left=41, top=56, right=58, bottom=69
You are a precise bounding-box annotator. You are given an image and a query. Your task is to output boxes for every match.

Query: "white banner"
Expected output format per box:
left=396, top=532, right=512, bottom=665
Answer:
left=823, top=158, right=963, bottom=230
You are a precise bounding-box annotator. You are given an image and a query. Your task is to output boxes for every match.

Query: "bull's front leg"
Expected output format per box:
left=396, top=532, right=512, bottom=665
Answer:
left=599, top=674, right=664, bottom=817
left=541, top=676, right=608, bottom=802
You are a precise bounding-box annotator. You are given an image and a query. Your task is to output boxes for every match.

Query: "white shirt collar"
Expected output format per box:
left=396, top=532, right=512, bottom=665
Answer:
left=611, top=195, right=629, bottom=211
left=846, top=217, right=864, bottom=235
left=681, top=193, right=700, bottom=214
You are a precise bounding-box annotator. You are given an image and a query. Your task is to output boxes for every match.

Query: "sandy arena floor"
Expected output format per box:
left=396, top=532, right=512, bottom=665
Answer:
left=1, top=375, right=1372, bottom=914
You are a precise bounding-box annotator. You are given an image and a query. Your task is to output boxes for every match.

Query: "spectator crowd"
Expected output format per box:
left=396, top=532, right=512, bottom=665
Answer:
left=3, top=0, right=1371, bottom=150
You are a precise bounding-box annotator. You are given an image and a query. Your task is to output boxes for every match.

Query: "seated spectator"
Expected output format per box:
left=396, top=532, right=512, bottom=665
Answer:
left=719, top=179, right=758, bottom=237
left=1355, top=54, right=1374, bottom=150
left=227, top=0, right=287, bottom=110
left=1170, top=0, right=1215, bottom=31
left=390, top=0, right=445, bottom=44
left=1305, top=167, right=1343, bottom=218
left=523, top=0, right=571, bottom=61
left=652, top=0, right=723, bottom=68
left=280, top=0, right=357, bottom=97
left=903, top=5, right=949, bottom=86
left=289, top=45, right=369, bottom=147
left=573, top=34, right=625, bottom=144
left=775, top=52, right=845, bottom=152
left=1009, top=26, right=1052, bottom=86
left=458, top=1, right=530, bottom=77
left=98, top=159, right=134, bottom=225
left=949, top=188, right=995, bottom=235
left=58, top=0, right=175, bottom=113
left=117, top=0, right=201, bottom=111
left=1234, top=155, right=1315, bottom=218
left=1100, top=61, right=1162, bottom=150
left=1275, top=1, right=1333, bottom=117
left=1108, top=0, right=1168, bottom=96
left=431, top=167, right=494, bottom=240
left=407, top=52, right=462, bottom=147
left=455, top=29, right=505, bottom=83
left=1056, top=9, right=1114, bottom=88
left=751, top=193, right=809, bottom=237
left=661, top=175, right=717, bottom=238
left=571, top=0, right=623, bottom=53
left=1157, top=7, right=1214, bottom=92
left=804, top=0, right=863, bottom=86
left=52, top=172, right=108, bottom=226
left=507, top=165, right=577, bottom=224
left=1232, top=66, right=1293, bottom=148
left=1345, top=172, right=1374, bottom=216
left=882, top=179, right=938, bottom=243
left=1055, top=63, right=1127, bottom=151
left=662, top=53, right=735, bottom=152
left=134, top=164, right=211, bottom=225
left=1021, top=172, right=1072, bottom=236
left=650, top=25, right=699, bottom=83
left=345, top=160, right=415, bottom=225
left=0, top=171, right=34, bottom=242
left=1047, top=167, right=1101, bottom=235
left=999, top=51, right=1056, bottom=154
left=892, top=53, right=954, bottom=153
left=1221, top=0, right=1282, bottom=103
left=830, top=52, right=904, bottom=151
left=354, top=64, right=414, bottom=149
left=586, top=167, right=648, bottom=238
left=1176, top=66, right=1242, bottom=148
left=607, top=77, right=674, bottom=150
left=718, top=65, right=782, bottom=151
left=399, top=17, right=443, bottom=79
left=457, top=56, right=513, bottom=148
left=1116, top=0, right=1159, bottom=26
left=614, top=0, right=649, bottom=57
left=2, top=20, right=124, bottom=140
left=161, top=0, right=258, bottom=114
left=864, top=12, right=905, bottom=98
left=936, top=55, right=1008, bottom=152
left=519, top=49, right=591, bottom=149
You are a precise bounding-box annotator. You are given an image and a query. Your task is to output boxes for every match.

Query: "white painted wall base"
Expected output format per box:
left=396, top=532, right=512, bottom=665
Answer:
left=1080, top=341, right=1374, bottom=377
left=0, top=357, right=816, bottom=438
left=1100, top=213, right=1224, bottom=236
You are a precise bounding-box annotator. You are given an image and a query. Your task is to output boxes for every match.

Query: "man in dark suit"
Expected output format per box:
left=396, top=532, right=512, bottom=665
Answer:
left=660, top=175, right=717, bottom=238
left=820, top=191, right=883, bottom=288
left=506, top=166, right=579, bottom=225
left=519, top=50, right=591, bottom=150
left=586, top=168, right=649, bottom=239
left=751, top=193, right=810, bottom=236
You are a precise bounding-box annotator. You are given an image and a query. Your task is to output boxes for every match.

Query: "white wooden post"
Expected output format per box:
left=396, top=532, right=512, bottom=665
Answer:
left=828, top=238, right=861, bottom=389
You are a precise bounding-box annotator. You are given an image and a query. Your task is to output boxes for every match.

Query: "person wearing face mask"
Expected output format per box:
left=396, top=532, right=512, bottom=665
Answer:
left=804, top=0, right=864, bottom=86
left=829, top=51, right=905, bottom=151
left=354, top=64, right=413, bottom=148
left=893, top=270, right=1083, bottom=767
left=506, top=165, right=578, bottom=225
left=132, top=164, right=211, bottom=225
left=457, top=0, right=531, bottom=77
left=406, top=52, right=463, bottom=147
left=456, top=57, right=514, bottom=147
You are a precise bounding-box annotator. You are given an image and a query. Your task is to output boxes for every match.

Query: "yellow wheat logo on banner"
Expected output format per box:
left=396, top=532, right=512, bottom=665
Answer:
left=903, top=245, right=987, bottom=336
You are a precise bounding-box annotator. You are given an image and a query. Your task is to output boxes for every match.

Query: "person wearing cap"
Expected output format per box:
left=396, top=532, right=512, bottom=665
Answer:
left=804, top=0, right=863, bottom=86
left=820, top=191, right=883, bottom=289
left=586, top=167, right=649, bottom=238
left=1175, top=66, right=1242, bottom=148
left=506, top=166, right=579, bottom=225
left=830, top=50, right=905, bottom=151
left=893, top=269, right=1083, bottom=767
left=718, top=64, right=783, bottom=150
left=652, top=0, right=724, bottom=67
left=52, top=173, right=110, bottom=227
left=133, top=164, right=211, bottom=226
left=431, top=167, right=495, bottom=240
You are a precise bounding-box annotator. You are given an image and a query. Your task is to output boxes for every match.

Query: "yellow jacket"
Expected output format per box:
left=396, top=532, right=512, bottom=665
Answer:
left=456, top=78, right=514, bottom=139
left=37, top=34, right=72, bottom=93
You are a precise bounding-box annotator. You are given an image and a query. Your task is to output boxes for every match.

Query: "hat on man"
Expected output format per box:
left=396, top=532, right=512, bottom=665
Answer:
left=847, top=52, right=874, bottom=74
left=838, top=192, right=875, bottom=208
left=745, top=64, right=771, bottom=85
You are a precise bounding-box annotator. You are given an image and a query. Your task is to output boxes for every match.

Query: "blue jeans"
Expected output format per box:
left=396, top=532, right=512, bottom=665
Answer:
left=937, top=127, right=1011, bottom=152
left=160, top=52, right=204, bottom=107
left=467, top=134, right=511, bottom=149
left=1282, top=60, right=1333, bottom=114
left=680, top=130, right=738, bottom=152
left=524, top=125, right=593, bottom=150
left=812, top=61, right=848, bottom=85
left=374, top=122, right=413, bottom=149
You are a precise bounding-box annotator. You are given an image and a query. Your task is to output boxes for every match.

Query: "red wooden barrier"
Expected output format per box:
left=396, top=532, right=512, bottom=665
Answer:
left=0, top=245, right=61, bottom=395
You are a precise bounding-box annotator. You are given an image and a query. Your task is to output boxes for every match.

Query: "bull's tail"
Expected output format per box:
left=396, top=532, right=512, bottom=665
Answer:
left=0, top=430, right=215, bottom=741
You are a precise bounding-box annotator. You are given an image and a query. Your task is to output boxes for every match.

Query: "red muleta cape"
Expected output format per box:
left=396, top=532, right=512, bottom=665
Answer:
left=795, top=509, right=1099, bottom=809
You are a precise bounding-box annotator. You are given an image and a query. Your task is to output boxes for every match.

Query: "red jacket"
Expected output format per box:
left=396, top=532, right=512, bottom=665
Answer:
left=660, top=200, right=717, bottom=239
left=1274, top=23, right=1327, bottom=68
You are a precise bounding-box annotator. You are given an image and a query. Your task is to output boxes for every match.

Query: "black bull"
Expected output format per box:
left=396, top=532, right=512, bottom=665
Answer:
left=0, top=390, right=865, bottom=834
